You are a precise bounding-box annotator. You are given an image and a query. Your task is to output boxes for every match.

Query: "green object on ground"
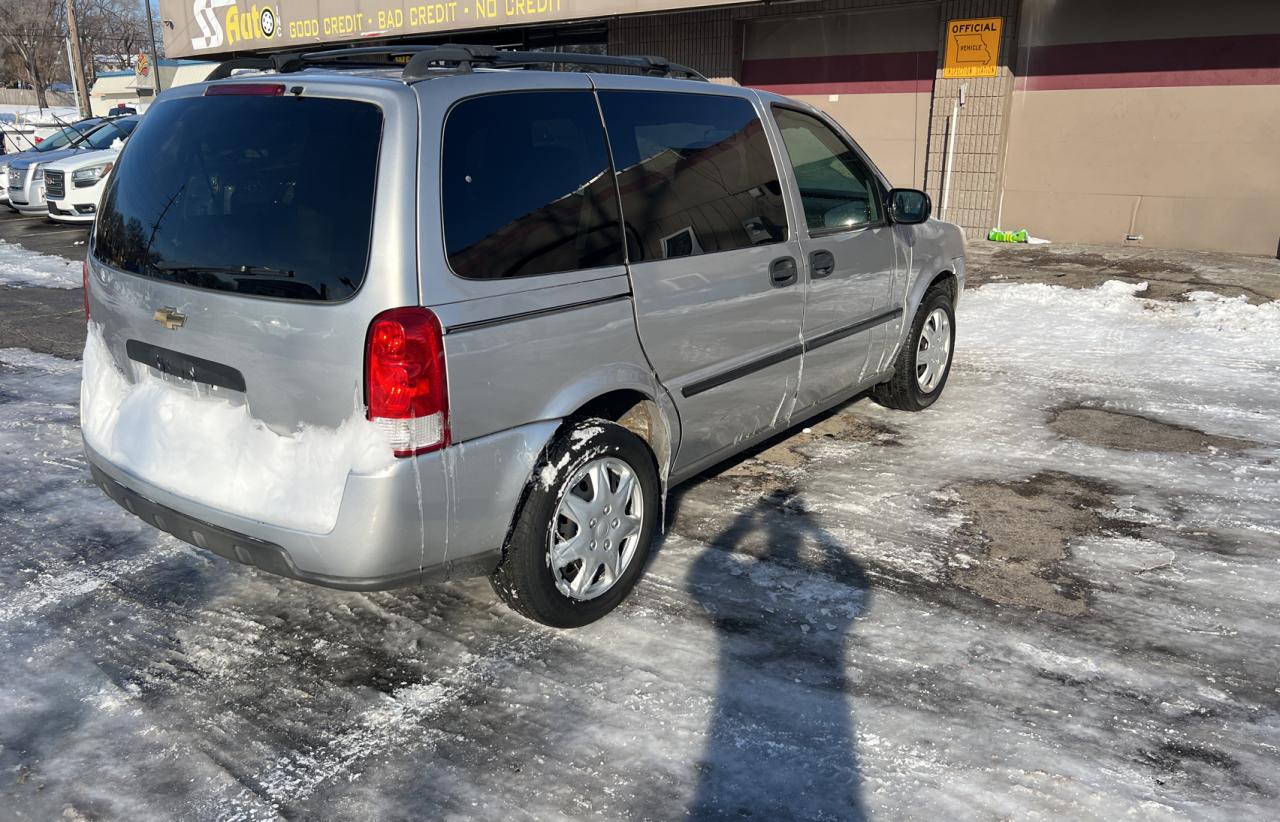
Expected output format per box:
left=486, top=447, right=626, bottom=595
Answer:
left=988, top=228, right=1030, bottom=243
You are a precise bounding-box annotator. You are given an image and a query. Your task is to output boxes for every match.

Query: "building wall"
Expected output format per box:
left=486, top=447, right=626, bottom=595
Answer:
left=610, top=1, right=936, bottom=188
left=739, top=4, right=938, bottom=188
left=1000, top=0, right=1280, bottom=255
left=924, top=0, right=1020, bottom=236
left=610, top=0, right=1018, bottom=237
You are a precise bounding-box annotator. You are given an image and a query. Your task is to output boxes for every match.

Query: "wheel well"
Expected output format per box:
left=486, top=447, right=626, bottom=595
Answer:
left=574, top=390, right=650, bottom=423
left=927, top=270, right=958, bottom=303
left=571, top=390, right=672, bottom=479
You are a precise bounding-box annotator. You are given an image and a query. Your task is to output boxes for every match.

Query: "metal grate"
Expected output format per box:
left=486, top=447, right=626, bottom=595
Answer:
left=8, top=166, right=25, bottom=189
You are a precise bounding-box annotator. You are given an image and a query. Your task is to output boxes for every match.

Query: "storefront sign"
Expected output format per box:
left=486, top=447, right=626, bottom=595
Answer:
left=943, top=16, right=1002, bottom=78
left=162, top=0, right=742, bottom=58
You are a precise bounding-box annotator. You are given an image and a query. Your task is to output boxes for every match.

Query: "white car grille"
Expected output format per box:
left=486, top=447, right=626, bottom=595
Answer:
left=44, top=169, right=65, bottom=200
left=8, top=167, right=25, bottom=188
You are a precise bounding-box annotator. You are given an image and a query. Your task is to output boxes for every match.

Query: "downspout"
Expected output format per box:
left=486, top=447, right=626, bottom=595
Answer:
left=940, top=85, right=965, bottom=223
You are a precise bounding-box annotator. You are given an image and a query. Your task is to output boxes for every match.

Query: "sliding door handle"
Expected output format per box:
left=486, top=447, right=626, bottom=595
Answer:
left=810, top=249, right=835, bottom=278
left=770, top=256, right=798, bottom=287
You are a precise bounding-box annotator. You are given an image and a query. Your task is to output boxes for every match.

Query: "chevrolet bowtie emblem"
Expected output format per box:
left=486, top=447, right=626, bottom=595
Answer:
left=153, top=307, right=186, bottom=330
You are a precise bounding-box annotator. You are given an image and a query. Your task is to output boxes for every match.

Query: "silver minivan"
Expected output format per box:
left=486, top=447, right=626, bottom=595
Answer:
left=83, top=46, right=965, bottom=627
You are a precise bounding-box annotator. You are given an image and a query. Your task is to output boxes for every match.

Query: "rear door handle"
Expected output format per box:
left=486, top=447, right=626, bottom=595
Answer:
left=810, top=249, right=835, bottom=279
left=770, top=256, right=798, bottom=287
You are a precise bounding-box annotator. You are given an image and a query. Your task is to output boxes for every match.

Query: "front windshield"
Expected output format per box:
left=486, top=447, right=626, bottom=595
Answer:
left=36, top=125, right=90, bottom=152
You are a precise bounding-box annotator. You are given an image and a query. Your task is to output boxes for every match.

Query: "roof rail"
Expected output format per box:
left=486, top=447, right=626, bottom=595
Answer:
left=205, top=53, right=305, bottom=81
left=203, top=44, right=708, bottom=84
left=401, top=46, right=707, bottom=81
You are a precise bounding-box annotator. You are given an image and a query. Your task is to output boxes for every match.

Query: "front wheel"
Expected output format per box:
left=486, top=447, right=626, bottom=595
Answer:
left=490, top=418, right=660, bottom=628
left=873, top=286, right=956, bottom=411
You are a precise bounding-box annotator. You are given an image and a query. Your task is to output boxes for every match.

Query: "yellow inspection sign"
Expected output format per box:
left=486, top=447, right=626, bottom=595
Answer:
left=943, top=17, right=1003, bottom=78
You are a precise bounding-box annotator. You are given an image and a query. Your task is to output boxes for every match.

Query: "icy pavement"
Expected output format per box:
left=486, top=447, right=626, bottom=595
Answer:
left=0, top=280, right=1277, bottom=820
left=0, top=240, right=82, bottom=289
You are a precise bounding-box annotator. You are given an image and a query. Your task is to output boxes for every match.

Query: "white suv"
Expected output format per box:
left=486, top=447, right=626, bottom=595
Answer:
left=45, top=147, right=119, bottom=224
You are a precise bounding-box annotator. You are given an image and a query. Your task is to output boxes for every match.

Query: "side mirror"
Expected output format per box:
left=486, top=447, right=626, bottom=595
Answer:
left=888, top=188, right=931, bottom=225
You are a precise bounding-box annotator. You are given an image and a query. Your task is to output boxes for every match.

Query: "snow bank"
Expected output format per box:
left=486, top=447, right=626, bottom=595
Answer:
left=80, top=323, right=394, bottom=533
left=956, top=279, right=1280, bottom=441
left=0, top=240, right=82, bottom=288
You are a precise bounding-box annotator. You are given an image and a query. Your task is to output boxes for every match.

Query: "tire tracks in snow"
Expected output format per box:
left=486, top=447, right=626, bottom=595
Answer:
left=211, top=626, right=558, bottom=821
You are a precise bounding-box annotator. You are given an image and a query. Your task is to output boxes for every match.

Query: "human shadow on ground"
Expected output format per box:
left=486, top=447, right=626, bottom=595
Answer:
left=685, top=486, right=872, bottom=820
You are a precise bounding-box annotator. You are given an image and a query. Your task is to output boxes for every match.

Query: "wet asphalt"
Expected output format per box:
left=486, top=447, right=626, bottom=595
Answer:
left=0, top=207, right=89, bottom=358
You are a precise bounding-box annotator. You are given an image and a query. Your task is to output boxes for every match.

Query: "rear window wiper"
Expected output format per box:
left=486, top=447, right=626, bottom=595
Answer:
left=151, top=263, right=296, bottom=278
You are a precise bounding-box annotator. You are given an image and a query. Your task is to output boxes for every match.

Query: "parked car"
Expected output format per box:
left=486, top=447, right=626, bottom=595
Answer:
left=82, top=47, right=964, bottom=627
left=44, top=144, right=123, bottom=223
left=1, top=119, right=106, bottom=205
left=7, top=116, right=137, bottom=215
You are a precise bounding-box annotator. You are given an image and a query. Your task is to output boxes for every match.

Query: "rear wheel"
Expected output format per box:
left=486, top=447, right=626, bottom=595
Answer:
left=873, top=286, right=956, bottom=411
left=490, top=418, right=659, bottom=628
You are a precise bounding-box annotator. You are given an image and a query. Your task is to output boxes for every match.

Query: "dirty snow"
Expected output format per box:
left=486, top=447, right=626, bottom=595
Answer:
left=0, top=239, right=82, bottom=288
left=80, top=323, right=394, bottom=532
left=0, top=272, right=1276, bottom=819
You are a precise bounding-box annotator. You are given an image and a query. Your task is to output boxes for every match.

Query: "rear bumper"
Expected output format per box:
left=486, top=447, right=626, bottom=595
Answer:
left=83, top=420, right=556, bottom=590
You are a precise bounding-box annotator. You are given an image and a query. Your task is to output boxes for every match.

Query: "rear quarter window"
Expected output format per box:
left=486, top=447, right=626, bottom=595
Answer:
left=94, top=95, right=381, bottom=302
left=441, top=90, right=624, bottom=280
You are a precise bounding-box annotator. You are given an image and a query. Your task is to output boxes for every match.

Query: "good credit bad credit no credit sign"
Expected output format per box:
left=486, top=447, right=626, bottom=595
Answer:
left=943, top=17, right=1002, bottom=78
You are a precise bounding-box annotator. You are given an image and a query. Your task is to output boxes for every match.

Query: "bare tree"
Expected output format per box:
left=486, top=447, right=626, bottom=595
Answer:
left=0, top=0, right=65, bottom=108
left=80, top=0, right=151, bottom=74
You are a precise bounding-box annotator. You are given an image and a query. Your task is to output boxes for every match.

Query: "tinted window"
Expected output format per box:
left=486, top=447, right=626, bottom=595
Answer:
left=598, top=91, right=787, bottom=262
left=94, top=96, right=381, bottom=302
left=773, top=107, right=883, bottom=232
left=37, top=121, right=100, bottom=152
left=81, top=118, right=137, bottom=150
left=442, top=91, right=623, bottom=279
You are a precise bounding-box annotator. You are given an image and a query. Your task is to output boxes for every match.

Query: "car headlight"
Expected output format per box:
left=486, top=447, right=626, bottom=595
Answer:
left=72, top=163, right=112, bottom=184
left=33, top=166, right=44, bottom=180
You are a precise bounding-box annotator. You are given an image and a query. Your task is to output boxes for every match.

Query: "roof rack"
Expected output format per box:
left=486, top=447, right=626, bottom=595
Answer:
left=205, top=44, right=708, bottom=83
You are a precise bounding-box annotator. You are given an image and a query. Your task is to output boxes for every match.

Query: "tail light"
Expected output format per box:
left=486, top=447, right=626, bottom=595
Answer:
left=82, top=259, right=90, bottom=320
left=365, top=307, right=449, bottom=457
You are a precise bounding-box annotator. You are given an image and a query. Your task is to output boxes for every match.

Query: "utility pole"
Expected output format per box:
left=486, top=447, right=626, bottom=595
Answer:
left=64, top=0, right=91, bottom=118
left=64, top=36, right=82, bottom=115
left=142, top=0, right=163, bottom=94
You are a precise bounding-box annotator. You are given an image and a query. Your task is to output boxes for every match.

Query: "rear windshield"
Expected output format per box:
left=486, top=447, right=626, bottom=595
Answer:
left=94, top=95, right=381, bottom=302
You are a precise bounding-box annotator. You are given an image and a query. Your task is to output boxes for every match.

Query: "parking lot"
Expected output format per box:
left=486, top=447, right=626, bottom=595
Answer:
left=1, top=205, right=1278, bottom=820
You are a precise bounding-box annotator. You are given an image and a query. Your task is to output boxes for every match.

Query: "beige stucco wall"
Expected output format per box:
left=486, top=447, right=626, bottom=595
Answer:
left=1001, top=0, right=1280, bottom=255
left=784, top=92, right=930, bottom=188
left=1000, top=84, right=1280, bottom=254
left=739, top=5, right=937, bottom=187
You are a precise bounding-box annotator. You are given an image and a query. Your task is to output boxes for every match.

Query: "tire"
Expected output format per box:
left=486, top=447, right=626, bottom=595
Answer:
left=873, top=286, right=956, bottom=411
left=490, top=418, right=660, bottom=628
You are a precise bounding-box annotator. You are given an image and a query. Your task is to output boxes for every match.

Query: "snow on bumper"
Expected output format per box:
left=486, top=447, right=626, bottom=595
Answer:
left=80, top=322, right=558, bottom=584
left=80, top=321, right=394, bottom=534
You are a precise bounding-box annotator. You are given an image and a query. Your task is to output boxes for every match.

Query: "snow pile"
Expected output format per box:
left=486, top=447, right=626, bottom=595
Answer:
left=955, top=279, right=1280, bottom=440
left=0, top=240, right=82, bottom=288
left=80, top=323, right=394, bottom=533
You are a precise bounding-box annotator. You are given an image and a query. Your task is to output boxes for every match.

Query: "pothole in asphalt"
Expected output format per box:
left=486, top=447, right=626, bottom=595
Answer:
left=949, top=472, right=1112, bottom=616
left=1050, top=407, right=1259, bottom=454
left=981, top=248, right=1274, bottom=303
left=993, top=248, right=1198, bottom=278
